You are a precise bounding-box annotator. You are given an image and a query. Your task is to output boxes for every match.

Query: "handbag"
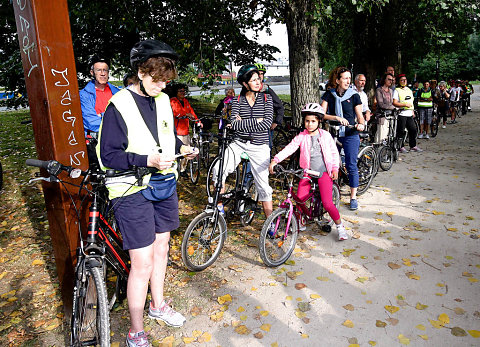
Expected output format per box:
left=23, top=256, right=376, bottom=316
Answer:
left=141, top=173, right=176, bottom=201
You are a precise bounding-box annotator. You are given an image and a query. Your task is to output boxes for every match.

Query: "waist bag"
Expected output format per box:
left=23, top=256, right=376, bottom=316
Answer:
left=141, top=173, right=176, bottom=201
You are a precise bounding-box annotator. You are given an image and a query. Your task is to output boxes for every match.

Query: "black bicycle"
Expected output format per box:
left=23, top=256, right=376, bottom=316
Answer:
left=376, top=109, right=399, bottom=171
left=26, top=159, right=154, bottom=346
left=181, top=120, right=259, bottom=271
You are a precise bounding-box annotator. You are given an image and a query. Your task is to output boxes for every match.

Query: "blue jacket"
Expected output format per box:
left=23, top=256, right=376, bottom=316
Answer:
left=79, top=80, right=120, bottom=132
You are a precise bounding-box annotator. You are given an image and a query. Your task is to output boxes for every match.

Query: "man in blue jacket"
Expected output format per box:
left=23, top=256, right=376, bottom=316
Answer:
left=79, top=56, right=120, bottom=137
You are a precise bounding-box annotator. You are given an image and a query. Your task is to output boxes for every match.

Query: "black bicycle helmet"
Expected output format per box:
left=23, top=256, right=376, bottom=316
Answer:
left=237, top=64, right=259, bottom=84
left=130, top=40, right=179, bottom=70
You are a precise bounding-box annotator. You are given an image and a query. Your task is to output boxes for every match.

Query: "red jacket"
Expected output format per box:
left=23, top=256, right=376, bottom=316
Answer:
left=170, top=97, right=198, bottom=136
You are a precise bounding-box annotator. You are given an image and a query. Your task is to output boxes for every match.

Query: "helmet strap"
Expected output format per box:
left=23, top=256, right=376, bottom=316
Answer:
left=139, top=80, right=151, bottom=97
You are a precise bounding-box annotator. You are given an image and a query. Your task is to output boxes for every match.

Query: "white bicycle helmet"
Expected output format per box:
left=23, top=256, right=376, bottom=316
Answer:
left=301, top=103, right=325, bottom=116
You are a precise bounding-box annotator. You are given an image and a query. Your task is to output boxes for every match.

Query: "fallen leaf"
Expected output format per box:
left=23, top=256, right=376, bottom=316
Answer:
left=376, top=320, right=387, bottom=328
left=398, top=334, right=410, bottom=345
left=209, top=311, right=224, bottom=322
left=301, top=333, right=309, bottom=338
left=451, top=327, right=467, bottom=337
left=355, top=277, right=368, bottom=283
left=260, top=310, right=269, bottom=317
left=415, top=302, right=428, bottom=310
left=342, top=319, right=354, bottom=328
left=217, top=294, right=232, bottom=305
left=32, top=259, right=45, bottom=265
left=260, top=324, right=271, bottom=332
left=418, top=335, right=428, bottom=340
left=310, top=294, right=321, bottom=299
left=198, top=332, right=212, bottom=343
left=368, top=342, right=377, bottom=346
left=454, top=307, right=465, bottom=315
left=438, top=313, right=450, bottom=325
left=234, top=325, right=251, bottom=335
left=295, top=283, right=306, bottom=290
left=183, top=336, right=195, bottom=344
left=468, top=330, right=480, bottom=338
left=406, top=272, right=420, bottom=280
left=386, top=318, right=399, bottom=326
left=316, top=276, right=330, bottom=281
left=343, top=304, right=355, bottom=311
left=416, top=324, right=426, bottom=331
left=429, top=319, right=444, bottom=329
left=254, top=332, right=263, bottom=339
left=388, top=262, right=401, bottom=269
left=385, top=305, right=400, bottom=314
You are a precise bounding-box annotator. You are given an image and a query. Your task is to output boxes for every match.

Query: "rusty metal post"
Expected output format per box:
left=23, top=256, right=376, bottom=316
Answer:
left=12, top=0, right=88, bottom=311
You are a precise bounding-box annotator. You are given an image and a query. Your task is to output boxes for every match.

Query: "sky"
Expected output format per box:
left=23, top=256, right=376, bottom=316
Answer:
left=249, top=23, right=289, bottom=61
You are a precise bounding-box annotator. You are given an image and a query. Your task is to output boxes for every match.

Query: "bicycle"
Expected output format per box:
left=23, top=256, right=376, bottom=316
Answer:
left=430, top=105, right=439, bottom=138
left=26, top=159, right=152, bottom=346
left=328, top=122, right=377, bottom=195
left=181, top=120, right=259, bottom=271
left=258, top=165, right=340, bottom=267
left=376, top=109, right=399, bottom=171
left=188, top=116, right=213, bottom=184
left=0, top=160, right=3, bottom=192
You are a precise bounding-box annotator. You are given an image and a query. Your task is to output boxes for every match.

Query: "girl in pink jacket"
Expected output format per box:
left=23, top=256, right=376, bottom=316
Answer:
left=269, top=103, right=348, bottom=240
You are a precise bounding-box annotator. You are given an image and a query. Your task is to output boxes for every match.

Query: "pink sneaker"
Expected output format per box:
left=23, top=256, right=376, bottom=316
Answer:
left=410, top=146, right=423, bottom=152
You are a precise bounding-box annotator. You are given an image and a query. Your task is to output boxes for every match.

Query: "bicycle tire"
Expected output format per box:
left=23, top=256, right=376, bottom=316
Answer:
left=206, top=156, right=239, bottom=198
left=71, top=264, right=110, bottom=347
left=430, top=115, right=439, bottom=138
left=258, top=208, right=298, bottom=267
left=378, top=145, right=394, bottom=171
left=357, top=146, right=376, bottom=195
left=239, top=180, right=258, bottom=226
left=181, top=211, right=227, bottom=271
left=189, top=155, right=200, bottom=184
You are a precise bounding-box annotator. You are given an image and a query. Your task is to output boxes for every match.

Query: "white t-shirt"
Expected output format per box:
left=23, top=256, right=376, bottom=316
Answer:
left=353, top=86, right=370, bottom=113
left=449, top=87, right=461, bottom=102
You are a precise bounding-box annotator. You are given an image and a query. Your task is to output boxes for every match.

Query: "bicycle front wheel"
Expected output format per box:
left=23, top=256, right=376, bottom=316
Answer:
left=357, top=146, right=376, bottom=195
left=71, top=265, right=110, bottom=347
left=181, top=211, right=227, bottom=271
left=378, top=145, right=394, bottom=171
left=258, top=208, right=298, bottom=267
left=189, top=155, right=200, bottom=184
left=430, top=115, right=439, bottom=138
left=239, top=180, right=259, bottom=226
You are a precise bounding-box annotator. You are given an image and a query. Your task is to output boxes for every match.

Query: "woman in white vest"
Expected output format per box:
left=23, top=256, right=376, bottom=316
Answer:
left=98, top=40, right=197, bottom=346
left=393, top=74, right=422, bottom=153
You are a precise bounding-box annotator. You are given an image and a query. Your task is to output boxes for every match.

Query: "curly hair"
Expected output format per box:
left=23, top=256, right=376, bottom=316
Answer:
left=131, top=56, right=177, bottom=84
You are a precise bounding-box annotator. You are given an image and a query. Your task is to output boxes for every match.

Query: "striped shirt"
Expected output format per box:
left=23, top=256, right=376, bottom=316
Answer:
left=230, top=93, right=273, bottom=145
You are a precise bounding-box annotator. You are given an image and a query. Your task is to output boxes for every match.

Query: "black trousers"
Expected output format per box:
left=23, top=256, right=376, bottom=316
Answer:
left=396, top=115, right=417, bottom=148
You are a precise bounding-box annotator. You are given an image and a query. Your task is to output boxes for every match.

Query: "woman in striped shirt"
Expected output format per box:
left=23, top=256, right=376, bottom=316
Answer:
left=214, top=64, right=274, bottom=218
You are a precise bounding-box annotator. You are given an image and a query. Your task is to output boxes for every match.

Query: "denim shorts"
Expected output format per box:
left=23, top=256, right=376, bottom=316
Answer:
left=111, top=189, right=179, bottom=250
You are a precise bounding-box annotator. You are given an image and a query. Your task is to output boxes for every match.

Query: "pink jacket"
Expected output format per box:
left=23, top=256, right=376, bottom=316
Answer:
left=273, top=129, right=340, bottom=175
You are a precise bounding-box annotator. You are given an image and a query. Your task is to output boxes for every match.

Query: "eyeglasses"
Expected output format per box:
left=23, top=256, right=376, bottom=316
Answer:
left=387, top=78, right=395, bottom=81
left=94, top=68, right=109, bottom=73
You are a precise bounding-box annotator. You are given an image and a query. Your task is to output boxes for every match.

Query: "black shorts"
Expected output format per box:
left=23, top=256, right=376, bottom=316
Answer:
left=112, top=189, right=180, bottom=250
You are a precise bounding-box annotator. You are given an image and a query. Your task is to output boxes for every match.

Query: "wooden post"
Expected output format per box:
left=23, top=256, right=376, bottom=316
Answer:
left=12, top=0, right=88, bottom=312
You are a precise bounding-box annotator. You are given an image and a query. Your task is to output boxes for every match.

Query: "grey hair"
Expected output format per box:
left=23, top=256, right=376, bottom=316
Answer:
left=355, top=74, right=365, bottom=82
left=439, top=81, right=447, bottom=87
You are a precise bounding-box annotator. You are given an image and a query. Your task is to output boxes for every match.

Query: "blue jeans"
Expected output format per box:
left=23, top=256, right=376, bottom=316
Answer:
left=338, top=135, right=360, bottom=188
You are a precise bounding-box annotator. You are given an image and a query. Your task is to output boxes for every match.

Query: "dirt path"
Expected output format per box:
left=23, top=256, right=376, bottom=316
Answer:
left=0, top=91, right=479, bottom=346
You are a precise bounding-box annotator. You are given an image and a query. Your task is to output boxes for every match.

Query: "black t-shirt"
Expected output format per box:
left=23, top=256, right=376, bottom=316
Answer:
left=322, top=89, right=362, bottom=136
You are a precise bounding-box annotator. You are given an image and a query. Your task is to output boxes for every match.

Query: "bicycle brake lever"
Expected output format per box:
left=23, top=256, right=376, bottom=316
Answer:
left=29, top=176, right=59, bottom=184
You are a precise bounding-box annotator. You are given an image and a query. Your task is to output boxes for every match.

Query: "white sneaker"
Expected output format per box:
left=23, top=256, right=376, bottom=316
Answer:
left=442, top=125, right=446, bottom=129
left=299, top=223, right=306, bottom=231
left=425, top=134, right=430, bottom=139
left=337, top=225, right=348, bottom=241
left=417, top=133, right=424, bottom=139
left=148, top=300, right=186, bottom=327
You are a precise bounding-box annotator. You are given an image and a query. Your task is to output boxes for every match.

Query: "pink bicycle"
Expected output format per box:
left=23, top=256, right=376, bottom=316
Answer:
left=258, top=165, right=340, bottom=267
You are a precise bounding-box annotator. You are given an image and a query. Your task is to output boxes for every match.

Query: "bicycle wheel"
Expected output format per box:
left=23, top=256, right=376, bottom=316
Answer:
left=378, top=145, right=394, bottom=171
left=188, top=155, right=200, bottom=184
left=239, top=180, right=258, bottom=226
left=430, top=114, right=439, bottom=138
left=201, top=140, right=210, bottom=169
left=206, top=156, right=239, bottom=198
left=271, top=128, right=289, bottom=157
left=357, top=146, right=376, bottom=195
left=181, top=211, right=227, bottom=271
left=258, top=208, right=298, bottom=267
left=71, top=264, right=110, bottom=347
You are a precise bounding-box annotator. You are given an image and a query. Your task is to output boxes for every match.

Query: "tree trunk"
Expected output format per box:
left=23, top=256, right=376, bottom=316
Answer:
left=284, top=0, right=319, bottom=127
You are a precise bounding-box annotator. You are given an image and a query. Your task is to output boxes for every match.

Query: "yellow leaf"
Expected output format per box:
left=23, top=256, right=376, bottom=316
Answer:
left=295, top=310, right=306, bottom=318
left=376, top=320, right=387, bottom=328
left=368, top=341, right=377, bottom=346
left=1, top=290, right=16, bottom=299
left=468, top=330, right=480, bottom=338
left=348, top=345, right=359, bottom=347
left=415, top=302, right=428, bottom=310
left=183, top=337, right=195, bottom=344
left=217, top=294, right=232, bottom=304
left=402, top=258, right=412, bottom=266
left=240, top=315, right=247, bottom=321
left=429, top=319, right=444, bottom=329
left=406, top=273, right=420, bottom=280
left=355, top=277, right=368, bottom=283
left=416, top=324, right=426, bottom=330
left=199, top=332, right=212, bottom=342
left=418, top=335, right=429, bottom=340
left=454, top=307, right=465, bottom=315
left=398, top=334, right=410, bottom=345
left=286, top=296, right=293, bottom=300
left=342, top=319, right=354, bottom=328
left=260, top=324, right=271, bottom=332
left=436, top=283, right=445, bottom=287
left=251, top=287, right=257, bottom=291
left=438, top=313, right=450, bottom=325
left=260, top=310, right=269, bottom=317
left=271, top=343, right=279, bottom=347
left=237, top=306, right=245, bottom=312
left=386, top=212, right=394, bottom=216
left=301, top=334, right=309, bottom=338
left=310, top=294, right=321, bottom=299
left=234, top=325, right=251, bottom=335
left=192, top=330, right=202, bottom=338
left=385, top=305, right=400, bottom=314
left=32, top=259, right=45, bottom=265
left=468, top=278, right=479, bottom=283
left=316, top=276, right=330, bottom=281
left=447, top=227, right=458, bottom=231
left=432, top=210, right=445, bottom=215
left=0, top=272, right=7, bottom=280
left=285, top=260, right=295, bottom=265
left=209, top=311, right=224, bottom=322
